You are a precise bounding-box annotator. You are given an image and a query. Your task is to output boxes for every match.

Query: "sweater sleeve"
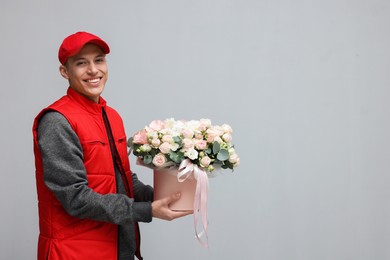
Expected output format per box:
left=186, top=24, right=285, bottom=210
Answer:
left=132, top=173, right=154, bottom=202
left=37, top=111, right=152, bottom=225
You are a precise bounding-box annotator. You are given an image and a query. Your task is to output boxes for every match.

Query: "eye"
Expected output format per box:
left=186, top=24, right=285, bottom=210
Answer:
left=95, top=57, right=105, bottom=63
left=76, top=61, right=87, bottom=66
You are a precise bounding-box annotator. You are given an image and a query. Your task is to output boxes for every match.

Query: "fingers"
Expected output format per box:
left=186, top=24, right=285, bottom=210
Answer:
left=164, top=192, right=181, bottom=204
left=152, top=192, right=193, bottom=221
left=171, top=210, right=193, bottom=219
left=163, top=208, right=193, bottom=221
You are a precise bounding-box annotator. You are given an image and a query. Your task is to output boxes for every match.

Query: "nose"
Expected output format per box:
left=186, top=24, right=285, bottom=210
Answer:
left=87, top=62, right=98, bottom=74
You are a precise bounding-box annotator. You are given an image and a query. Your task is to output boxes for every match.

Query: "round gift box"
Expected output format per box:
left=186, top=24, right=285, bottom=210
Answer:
left=153, top=168, right=197, bottom=211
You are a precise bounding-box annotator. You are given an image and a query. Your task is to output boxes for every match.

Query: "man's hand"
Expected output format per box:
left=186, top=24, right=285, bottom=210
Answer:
left=152, top=193, right=193, bottom=221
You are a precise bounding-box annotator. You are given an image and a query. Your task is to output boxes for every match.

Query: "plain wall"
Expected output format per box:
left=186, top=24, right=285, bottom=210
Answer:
left=1, top=0, right=390, bottom=259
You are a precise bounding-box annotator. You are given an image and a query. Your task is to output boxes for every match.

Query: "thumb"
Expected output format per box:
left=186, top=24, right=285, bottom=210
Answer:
left=165, top=192, right=181, bottom=204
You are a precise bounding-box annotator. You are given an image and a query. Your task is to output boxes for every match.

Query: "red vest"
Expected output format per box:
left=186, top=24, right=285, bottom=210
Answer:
left=33, top=88, right=134, bottom=260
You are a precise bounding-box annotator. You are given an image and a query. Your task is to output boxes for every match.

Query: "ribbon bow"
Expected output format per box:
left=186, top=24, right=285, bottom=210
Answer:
left=178, top=159, right=209, bottom=248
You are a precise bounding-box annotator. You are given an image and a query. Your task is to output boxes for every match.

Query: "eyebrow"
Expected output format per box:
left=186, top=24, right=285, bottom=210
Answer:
left=95, top=54, right=106, bottom=59
left=71, top=54, right=106, bottom=63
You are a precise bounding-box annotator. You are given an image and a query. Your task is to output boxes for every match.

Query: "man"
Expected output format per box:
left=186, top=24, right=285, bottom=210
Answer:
left=32, top=31, right=191, bottom=260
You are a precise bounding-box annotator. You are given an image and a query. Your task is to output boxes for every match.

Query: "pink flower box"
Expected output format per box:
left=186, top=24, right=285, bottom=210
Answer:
left=153, top=168, right=197, bottom=211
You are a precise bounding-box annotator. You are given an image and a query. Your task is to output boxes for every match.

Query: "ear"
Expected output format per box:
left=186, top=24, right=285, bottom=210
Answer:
left=59, top=65, right=69, bottom=79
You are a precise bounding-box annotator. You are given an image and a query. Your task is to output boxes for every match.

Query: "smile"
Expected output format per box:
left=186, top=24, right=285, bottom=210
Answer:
left=84, top=77, right=101, bottom=83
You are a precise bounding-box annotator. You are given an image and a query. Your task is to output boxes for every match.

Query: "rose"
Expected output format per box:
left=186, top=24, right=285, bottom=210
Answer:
left=181, top=128, right=194, bottom=139
left=213, top=125, right=224, bottom=136
left=133, top=130, right=148, bottom=144
left=130, top=118, right=239, bottom=171
left=161, top=134, right=174, bottom=143
left=186, top=120, right=200, bottom=131
left=147, top=131, right=158, bottom=140
left=206, top=129, right=218, bottom=143
left=159, top=142, right=172, bottom=154
left=229, top=153, right=240, bottom=165
left=222, top=133, right=232, bottom=143
left=149, top=120, right=165, bottom=131
left=152, top=153, right=167, bottom=167
left=163, top=118, right=176, bottom=129
left=213, top=136, right=223, bottom=144
left=151, top=138, right=161, bottom=148
left=195, top=140, right=208, bottom=150
left=184, top=148, right=198, bottom=160
left=182, top=138, right=194, bottom=149
left=170, top=143, right=179, bottom=151
left=140, top=144, right=152, bottom=152
left=221, top=124, right=233, bottom=134
left=194, top=131, right=203, bottom=140
left=200, top=156, right=211, bottom=167
left=199, top=118, right=211, bottom=131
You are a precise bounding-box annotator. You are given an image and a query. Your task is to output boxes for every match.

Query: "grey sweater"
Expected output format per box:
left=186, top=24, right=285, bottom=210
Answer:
left=37, top=111, right=153, bottom=260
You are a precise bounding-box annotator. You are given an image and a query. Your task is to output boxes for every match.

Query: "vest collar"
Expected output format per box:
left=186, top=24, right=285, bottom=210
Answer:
left=66, top=87, right=107, bottom=114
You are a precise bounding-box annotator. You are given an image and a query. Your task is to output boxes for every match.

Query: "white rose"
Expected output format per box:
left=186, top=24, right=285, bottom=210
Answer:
left=140, top=144, right=152, bottom=152
left=185, top=148, right=199, bottom=160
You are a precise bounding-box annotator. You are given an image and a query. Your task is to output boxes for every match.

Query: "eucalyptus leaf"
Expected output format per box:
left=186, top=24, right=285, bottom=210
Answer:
left=217, top=149, right=229, bottom=161
left=144, top=155, right=152, bottom=165
left=169, top=152, right=181, bottom=164
left=212, top=141, right=220, bottom=154
left=173, top=136, right=182, bottom=145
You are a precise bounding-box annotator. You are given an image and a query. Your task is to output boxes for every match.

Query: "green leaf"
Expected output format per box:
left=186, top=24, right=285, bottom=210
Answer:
left=212, top=141, right=220, bottom=154
left=224, top=160, right=234, bottom=170
left=169, top=152, right=182, bottom=164
left=143, top=155, right=152, bottom=165
left=127, top=137, right=134, bottom=147
left=150, top=149, right=157, bottom=157
left=205, top=147, right=212, bottom=154
left=217, top=149, right=229, bottom=161
left=173, top=136, right=182, bottom=145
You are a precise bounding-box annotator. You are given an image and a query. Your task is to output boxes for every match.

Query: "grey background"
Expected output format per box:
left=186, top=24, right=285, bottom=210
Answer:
left=1, top=0, right=390, bottom=259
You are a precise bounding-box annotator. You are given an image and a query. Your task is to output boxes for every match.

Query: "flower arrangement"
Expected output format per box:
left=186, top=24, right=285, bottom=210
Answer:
left=128, top=118, right=240, bottom=173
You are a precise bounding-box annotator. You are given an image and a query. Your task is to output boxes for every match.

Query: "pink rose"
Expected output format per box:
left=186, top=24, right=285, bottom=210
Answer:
left=229, top=153, right=240, bottom=165
left=195, top=140, right=208, bottom=150
left=200, top=156, right=211, bottom=167
left=149, top=120, right=165, bottom=131
left=161, top=134, right=174, bottom=143
left=213, top=136, right=223, bottom=144
left=206, top=129, right=218, bottom=143
left=222, top=133, right=232, bottom=142
left=153, top=153, right=167, bottom=167
left=181, top=129, right=194, bottom=139
left=182, top=138, right=194, bottom=149
left=151, top=138, right=161, bottom=147
left=194, top=132, right=203, bottom=140
left=199, top=119, right=211, bottom=131
left=221, top=124, right=233, bottom=134
left=214, top=126, right=224, bottom=136
left=159, top=142, right=171, bottom=154
left=133, top=130, right=148, bottom=144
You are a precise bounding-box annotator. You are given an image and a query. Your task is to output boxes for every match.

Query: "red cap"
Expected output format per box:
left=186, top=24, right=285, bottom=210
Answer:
left=58, top=31, right=110, bottom=65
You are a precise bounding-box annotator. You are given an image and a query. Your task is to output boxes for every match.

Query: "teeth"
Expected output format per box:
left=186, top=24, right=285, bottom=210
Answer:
left=86, top=78, right=100, bottom=83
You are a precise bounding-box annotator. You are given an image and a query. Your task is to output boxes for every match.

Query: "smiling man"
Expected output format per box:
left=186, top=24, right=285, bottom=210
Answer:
left=59, top=43, right=108, bottom=103
left=32, top=32, right=191, bottom=260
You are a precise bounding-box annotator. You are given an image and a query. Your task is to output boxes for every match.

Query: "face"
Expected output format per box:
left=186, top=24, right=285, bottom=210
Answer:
left=59, top=43, right=108, bottom=103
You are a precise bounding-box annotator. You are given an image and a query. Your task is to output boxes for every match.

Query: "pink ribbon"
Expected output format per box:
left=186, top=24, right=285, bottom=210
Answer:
left=179, top=159, right=209, bottom=247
